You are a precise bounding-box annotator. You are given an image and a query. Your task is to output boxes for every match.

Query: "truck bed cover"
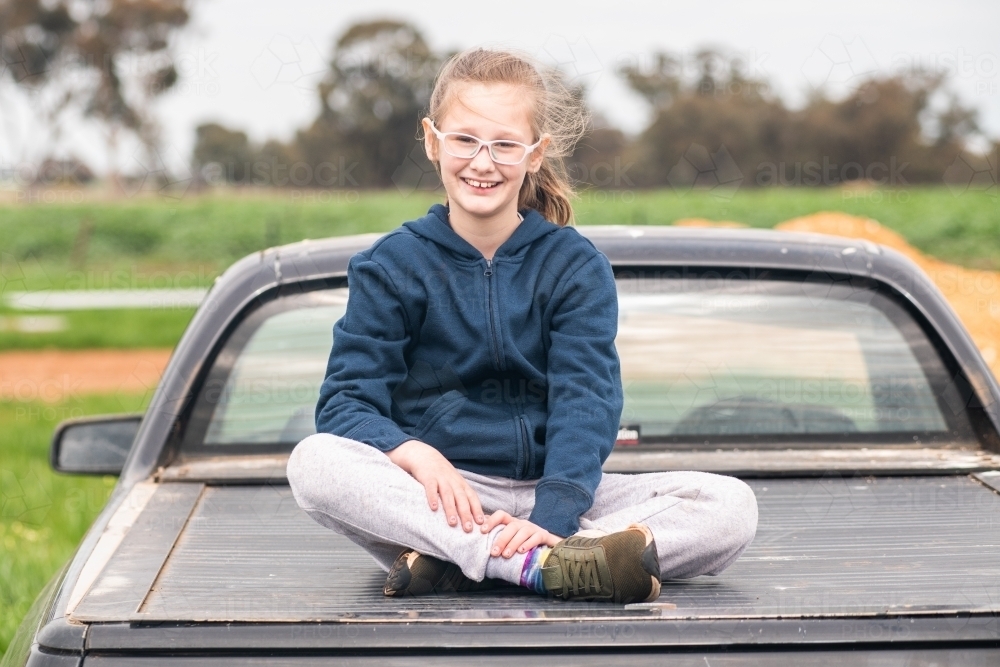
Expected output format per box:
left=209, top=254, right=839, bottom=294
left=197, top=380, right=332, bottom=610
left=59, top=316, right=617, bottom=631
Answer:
left=70, top=474, right=1000, bottom=624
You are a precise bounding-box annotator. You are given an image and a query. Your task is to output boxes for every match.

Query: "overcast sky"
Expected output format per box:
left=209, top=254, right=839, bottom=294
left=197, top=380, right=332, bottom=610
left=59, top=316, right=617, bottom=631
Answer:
left=2, top=0, right=998, bottom=176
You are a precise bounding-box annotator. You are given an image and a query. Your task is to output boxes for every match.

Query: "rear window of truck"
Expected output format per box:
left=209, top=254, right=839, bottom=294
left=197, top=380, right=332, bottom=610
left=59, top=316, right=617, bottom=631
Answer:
left=179, top=272, right=977, bottom=453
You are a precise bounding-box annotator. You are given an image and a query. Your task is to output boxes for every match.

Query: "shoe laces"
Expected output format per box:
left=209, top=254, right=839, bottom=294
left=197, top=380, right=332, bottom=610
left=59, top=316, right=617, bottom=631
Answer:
left=564, top=550, right=603, bottom=597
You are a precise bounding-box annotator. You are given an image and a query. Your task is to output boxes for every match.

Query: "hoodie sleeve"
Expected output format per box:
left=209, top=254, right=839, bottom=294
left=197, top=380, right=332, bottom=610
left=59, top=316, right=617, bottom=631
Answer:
left=314, top=253, right=414, bottom=451
left=528, top=252, right=624, bottom=537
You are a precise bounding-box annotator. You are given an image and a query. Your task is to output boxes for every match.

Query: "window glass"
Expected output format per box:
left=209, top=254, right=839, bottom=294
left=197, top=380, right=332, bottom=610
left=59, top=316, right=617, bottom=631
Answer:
left=189, top=277, right=963, bottom=451
left=615, top=279, right=947, bottom=440
left=200, top=291, right=346, bottom=446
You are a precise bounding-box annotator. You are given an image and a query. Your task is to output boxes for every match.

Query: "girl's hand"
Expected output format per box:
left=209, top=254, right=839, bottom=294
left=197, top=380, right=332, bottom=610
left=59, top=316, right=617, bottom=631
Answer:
left=387, top=439, right=485, bottom=532
left=480, top=510, right=562, bottom=558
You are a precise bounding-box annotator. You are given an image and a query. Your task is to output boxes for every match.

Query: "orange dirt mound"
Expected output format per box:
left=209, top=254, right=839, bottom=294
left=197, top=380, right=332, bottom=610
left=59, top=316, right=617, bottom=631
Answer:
left=775, top=212, right=916, bottom=260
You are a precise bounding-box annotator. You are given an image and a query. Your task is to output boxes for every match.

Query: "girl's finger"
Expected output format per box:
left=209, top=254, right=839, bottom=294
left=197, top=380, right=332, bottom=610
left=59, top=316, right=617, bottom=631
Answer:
left=424, top=480, right=439, bottom=512
left=466, top=484, right=485, bottom=525
left=491, top=522, right=520, bottom=557
left=502, top=525, right=536, bottom=558
left=515, top=530, right=546, bottom=554
left=452, top=485, right=474, bottom=532
left=481, top=510, right=509, bottom=533
left=438, top=483, right=459, bottom=527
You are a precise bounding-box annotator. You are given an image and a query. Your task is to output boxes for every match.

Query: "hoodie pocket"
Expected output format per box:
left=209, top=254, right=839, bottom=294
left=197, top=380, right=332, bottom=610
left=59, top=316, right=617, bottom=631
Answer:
left=413, top=390, right=465, bottom=440
left=413, top=393, right=521, bottom=471
left=519, top=415, right=532, bottom=479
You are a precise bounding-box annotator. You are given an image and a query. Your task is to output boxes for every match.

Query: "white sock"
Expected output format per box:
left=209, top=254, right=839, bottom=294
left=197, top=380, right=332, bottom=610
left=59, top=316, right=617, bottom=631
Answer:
left=483, top=534, right=528, bottom=585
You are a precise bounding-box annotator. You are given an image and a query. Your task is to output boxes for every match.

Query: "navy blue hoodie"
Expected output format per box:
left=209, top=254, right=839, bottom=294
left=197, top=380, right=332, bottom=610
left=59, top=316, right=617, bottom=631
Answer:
left=315, top=203, right=623, bottom=536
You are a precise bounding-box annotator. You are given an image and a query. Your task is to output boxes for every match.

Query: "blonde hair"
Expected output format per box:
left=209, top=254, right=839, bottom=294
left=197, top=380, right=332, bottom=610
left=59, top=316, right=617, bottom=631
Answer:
left=424, top=48, right=589, bottom=226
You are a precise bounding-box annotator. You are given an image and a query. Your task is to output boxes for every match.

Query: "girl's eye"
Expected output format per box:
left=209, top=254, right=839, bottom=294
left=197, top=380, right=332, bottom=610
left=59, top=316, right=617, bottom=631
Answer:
left=493, top=141, right=519, bottom=151
left=455, top=135, right=477, bottom=144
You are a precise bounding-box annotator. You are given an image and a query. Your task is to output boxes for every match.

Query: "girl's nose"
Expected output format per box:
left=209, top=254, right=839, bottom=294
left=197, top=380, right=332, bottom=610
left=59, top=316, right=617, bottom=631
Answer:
left=468, top=144, right=496, bottom=171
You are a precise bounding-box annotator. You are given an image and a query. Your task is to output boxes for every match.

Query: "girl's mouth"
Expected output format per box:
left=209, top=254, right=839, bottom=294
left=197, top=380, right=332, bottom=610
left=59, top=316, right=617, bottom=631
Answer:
left=461, top=177, right=501, bottom=190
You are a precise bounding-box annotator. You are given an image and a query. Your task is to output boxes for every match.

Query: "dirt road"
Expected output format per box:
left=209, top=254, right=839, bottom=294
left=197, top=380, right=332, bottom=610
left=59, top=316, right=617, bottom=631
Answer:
left=0, top=349, right=172, bottom=403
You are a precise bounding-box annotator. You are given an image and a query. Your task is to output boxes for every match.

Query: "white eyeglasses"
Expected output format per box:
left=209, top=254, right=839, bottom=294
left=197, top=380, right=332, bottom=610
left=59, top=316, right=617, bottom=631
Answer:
left=426, top=119, right=543, bottom=165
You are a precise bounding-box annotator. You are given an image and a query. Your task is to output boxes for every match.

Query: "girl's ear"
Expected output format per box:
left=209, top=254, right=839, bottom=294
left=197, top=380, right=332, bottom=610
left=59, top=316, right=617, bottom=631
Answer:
left=526, top=134, right=551, bottom=174
left=421, top=118, right=439, bottom=163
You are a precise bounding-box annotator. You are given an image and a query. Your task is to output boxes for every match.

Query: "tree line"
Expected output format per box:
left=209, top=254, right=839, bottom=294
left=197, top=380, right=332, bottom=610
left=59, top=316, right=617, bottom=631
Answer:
left=191, top=20, right=993, bottom=192
left=2, top=6, right=993, bottom=191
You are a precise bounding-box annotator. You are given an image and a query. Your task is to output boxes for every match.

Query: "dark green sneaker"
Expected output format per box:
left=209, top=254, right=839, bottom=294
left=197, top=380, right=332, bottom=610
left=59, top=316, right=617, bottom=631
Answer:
left=541, top=523, right=661, bottom=604
left=383, top=550, right=498, bottom=597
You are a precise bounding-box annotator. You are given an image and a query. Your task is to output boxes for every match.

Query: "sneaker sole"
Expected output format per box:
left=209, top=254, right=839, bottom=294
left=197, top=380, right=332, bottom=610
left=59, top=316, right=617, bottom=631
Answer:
left=384, top=550, right=498, bottom=597
left=383, top=550, right=418, bottom=597
left=626, top=522, right=662, bottom=603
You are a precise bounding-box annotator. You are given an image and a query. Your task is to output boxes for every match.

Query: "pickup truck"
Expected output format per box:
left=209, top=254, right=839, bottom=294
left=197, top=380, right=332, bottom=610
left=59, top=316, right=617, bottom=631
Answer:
left=6, top=225, right=1000, bottom=666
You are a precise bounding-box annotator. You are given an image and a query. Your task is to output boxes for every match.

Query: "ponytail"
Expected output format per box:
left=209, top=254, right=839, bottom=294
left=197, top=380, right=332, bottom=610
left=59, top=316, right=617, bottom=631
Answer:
left=520, top=156, right=575, bottom=226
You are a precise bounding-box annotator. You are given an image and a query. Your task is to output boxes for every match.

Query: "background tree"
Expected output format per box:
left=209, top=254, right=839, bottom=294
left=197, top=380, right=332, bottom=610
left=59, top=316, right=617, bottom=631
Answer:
left=568, top=115, right=629, bottom=189
left=620, top=49, right=788, bottom=188
left=191, top=122, right=254, bottom=184
left=183, top=24, right=992, bottom=193
left=0, top=0, right=190, bottom=187
left=789, top=72, right=979, bottom=184
left=292, top=19, right=443, bottom=187
left=620, top=49, right=984, bottom=187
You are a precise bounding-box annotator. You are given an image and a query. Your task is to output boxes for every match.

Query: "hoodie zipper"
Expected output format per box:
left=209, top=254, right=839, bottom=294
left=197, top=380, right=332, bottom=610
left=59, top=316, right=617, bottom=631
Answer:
left=519, top=415, right=531, bottom=479
left=484, top=258, right=503, bottom=370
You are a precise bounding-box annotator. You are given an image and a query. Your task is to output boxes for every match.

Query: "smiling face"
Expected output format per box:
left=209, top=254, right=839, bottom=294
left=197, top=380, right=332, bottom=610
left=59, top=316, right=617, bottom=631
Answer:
left=422, top=82, right=548, bottom=223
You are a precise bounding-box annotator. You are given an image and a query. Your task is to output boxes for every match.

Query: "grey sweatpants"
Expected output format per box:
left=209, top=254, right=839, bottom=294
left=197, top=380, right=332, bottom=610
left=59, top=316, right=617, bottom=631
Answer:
left=287, top=433, right=758, bottom=584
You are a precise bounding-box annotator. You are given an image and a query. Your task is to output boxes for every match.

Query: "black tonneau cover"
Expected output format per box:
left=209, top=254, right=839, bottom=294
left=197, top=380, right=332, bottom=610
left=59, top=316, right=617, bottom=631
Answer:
left=70, top=475, right=1000, bottom=629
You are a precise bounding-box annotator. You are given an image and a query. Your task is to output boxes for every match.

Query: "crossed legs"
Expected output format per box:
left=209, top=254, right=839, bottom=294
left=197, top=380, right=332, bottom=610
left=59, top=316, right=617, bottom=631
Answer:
left=287, top=433, right=758, bottom=583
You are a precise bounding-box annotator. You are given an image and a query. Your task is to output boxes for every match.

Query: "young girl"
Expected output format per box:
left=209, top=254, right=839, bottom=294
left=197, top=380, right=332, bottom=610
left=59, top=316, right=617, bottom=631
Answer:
left=287, top=48, right=758, bottom=604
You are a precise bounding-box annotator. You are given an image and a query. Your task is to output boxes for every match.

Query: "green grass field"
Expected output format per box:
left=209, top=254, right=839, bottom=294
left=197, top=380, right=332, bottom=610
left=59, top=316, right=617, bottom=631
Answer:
left=1, top=187, right=997, bottom=295
left=1, top=186, right=991, bottom=350
left=0, top=394, right=148, bottom=657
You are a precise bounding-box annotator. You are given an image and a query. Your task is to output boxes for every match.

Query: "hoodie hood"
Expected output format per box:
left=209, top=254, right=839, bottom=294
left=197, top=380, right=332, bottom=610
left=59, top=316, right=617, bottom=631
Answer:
left=402, top=203, right=560, bottom=260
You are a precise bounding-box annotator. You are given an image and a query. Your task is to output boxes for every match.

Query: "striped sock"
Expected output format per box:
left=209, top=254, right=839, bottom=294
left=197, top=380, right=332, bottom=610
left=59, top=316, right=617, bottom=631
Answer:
left=519, top=546, right=551, bottom=593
